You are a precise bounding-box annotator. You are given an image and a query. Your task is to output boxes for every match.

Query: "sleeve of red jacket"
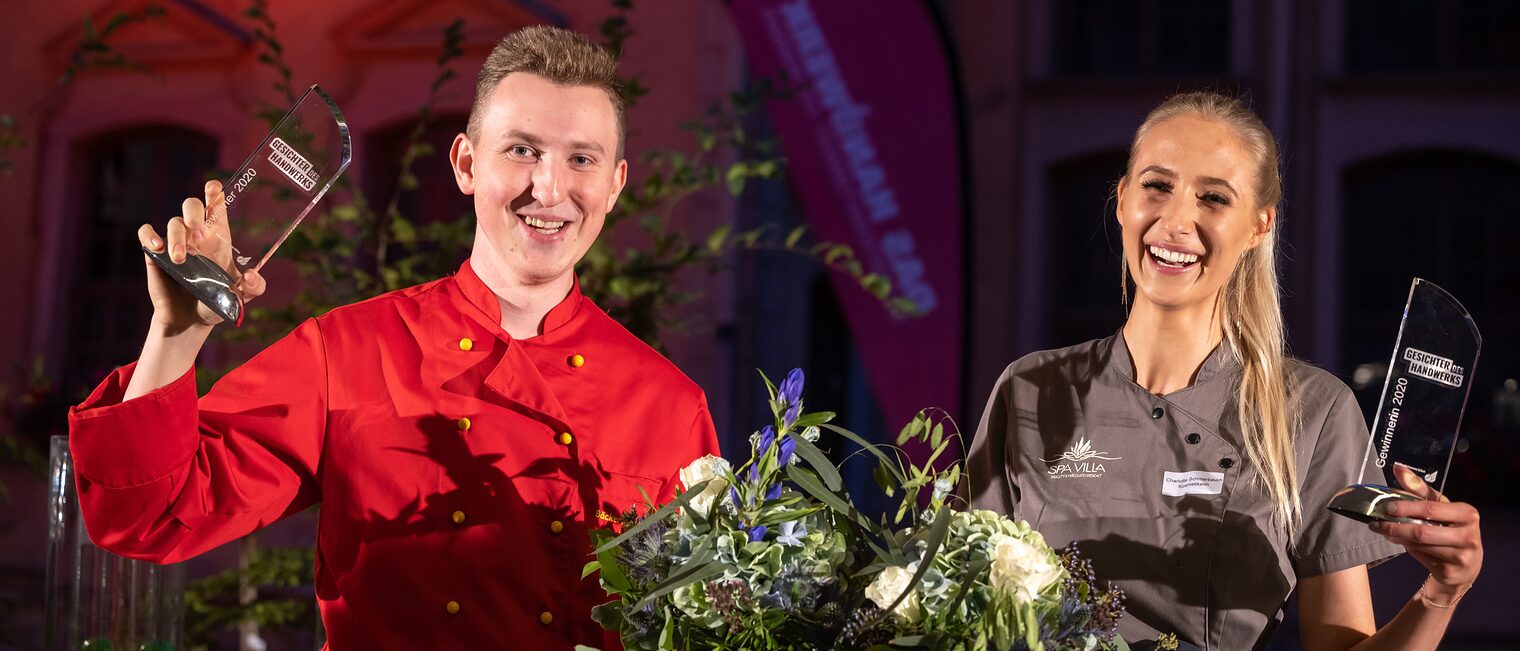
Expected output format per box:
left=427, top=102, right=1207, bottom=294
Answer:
left=67, top=318, right=328, bottom=564
left=655, top=394, right=722, bottom=504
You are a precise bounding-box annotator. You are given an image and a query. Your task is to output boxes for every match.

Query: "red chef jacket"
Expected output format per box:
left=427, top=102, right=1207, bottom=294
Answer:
left=67, top=259, right=721, bottom=649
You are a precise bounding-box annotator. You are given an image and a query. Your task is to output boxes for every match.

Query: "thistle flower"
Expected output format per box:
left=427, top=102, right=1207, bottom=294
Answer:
left=616, top=519, right=670, bottom=585
left=762, top=561, right=821, bottom=611
left=835, top=604, right=895, bottom=649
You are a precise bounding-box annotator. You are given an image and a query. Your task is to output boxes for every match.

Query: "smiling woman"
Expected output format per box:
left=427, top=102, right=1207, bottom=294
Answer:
left=967, top=91, right=1485, bottom=650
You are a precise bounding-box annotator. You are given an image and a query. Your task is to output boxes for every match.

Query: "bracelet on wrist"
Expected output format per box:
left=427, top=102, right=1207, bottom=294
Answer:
left=1417, top=575, right=1469, bottom=609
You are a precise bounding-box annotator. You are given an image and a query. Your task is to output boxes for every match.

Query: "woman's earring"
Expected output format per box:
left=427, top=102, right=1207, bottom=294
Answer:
left=1120, top=256, right=1129, bottom=308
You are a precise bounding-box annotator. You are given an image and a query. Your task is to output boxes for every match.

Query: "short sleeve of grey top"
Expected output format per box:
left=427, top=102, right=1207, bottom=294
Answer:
left=966, top=332, right=1403, bottom=651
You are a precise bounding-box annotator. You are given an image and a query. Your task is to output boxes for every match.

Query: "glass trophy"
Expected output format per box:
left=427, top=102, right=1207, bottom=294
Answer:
left=143, top=84, right=352, bottom=325
left=1328, top=279, right=1481, bottom=525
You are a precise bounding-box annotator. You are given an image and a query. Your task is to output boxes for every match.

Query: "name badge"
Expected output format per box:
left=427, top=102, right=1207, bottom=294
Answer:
left=1161, top=470, right=1225, bottom=496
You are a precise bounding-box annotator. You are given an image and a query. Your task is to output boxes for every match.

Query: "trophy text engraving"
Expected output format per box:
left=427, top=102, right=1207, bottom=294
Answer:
left=1375, top=377, right=1408, bottom=468
left=1403, top=347, right=1465, bottom=388
left=267, top=137, right=319, bottom=192
left=223, top=168, right=258, bottom=209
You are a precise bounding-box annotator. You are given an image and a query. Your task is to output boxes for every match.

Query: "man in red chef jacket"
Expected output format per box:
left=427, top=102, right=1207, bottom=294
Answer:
left=67, top=26, right=719, bottom=649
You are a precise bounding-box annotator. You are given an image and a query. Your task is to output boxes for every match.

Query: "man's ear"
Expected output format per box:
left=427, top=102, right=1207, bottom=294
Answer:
left=604, top=158, right=628, bottom=214
left=449, top=133, right=476, bottom=195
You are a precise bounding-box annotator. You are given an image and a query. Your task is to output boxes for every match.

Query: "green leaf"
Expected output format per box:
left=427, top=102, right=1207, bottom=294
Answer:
left=756, top=368, right=778, bottom=403
left=751, top=505, right=823, bottom=527
left=860, top=272, right=892, bottom=300
left=389, top=218, right=417, bottom=244
left=875, top=507, right=951, bottom=624
left=821, top=423, right=907, bottom=485
left=873, top=462, right=896, bottom=497
left=785, top=466, right=891, bottom=560
left=634, top=540, right=721, bottom=609
left=788, top=432, right=841, bottom=491
left=580, top=559, right=601, bottom=580
left=725, top=163, right=747, bottom=196
left=944, top=556, right=988, bottom=615
left=591, top=545, right=630, bottom=594
left=784, top=225, right=806, bottom=249
left=790, top=411, right=834, bottom=429
left=823, top=244, right=853, bottom=264
left=593, top=479, right=710, bottom=555
left=705, top=224, right=731, bottom=253
left=931, top=422, right=944, bottom=448
left=896, top=416, right=925, bottom=446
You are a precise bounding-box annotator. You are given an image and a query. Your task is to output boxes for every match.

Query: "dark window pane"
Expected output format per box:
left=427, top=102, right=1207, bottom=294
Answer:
left=1044, top=151, right=1129, bottom=346
left=67, top=127, right=218, bottom=392
left=1345, top=0, right=1520, bottom=75
left=364, top=114, right=474, bottom=226
left=1341, top=151, right=1520, bottom=506
left=1051, top=0, right=1229, bottom=78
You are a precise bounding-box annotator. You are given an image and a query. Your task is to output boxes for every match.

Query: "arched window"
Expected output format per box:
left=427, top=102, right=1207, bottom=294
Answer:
left=1043, top=150, right=1129, bottom=348
left=63, top=126, right=218, bottom=394
left=1341, top=150, right=1520, bottom=505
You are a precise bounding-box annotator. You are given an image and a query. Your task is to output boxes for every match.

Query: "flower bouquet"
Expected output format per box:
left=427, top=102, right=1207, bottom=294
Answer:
left=583, top=370, right=1127, bottom=650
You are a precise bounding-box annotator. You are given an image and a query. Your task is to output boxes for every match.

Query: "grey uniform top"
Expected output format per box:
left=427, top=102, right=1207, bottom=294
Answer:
left=967, top=331, right=1402, bottom=650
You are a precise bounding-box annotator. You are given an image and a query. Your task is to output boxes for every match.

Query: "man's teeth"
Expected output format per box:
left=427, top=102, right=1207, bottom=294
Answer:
left=522, top=215, right=565, bottom=232
left=1149, top=245, right=1199, bottom=265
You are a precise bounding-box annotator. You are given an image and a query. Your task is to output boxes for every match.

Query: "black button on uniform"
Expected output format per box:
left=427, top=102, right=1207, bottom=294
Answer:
left=1186, top=433, right=1201, bottom=444
left=1150, top=406, right=1165, bottom=419
left=1219, top=458, right=1235, bottom=469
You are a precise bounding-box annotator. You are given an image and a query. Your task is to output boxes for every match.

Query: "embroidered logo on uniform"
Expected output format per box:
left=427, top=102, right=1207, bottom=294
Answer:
left=1044, top=437, right=1121, bottom=479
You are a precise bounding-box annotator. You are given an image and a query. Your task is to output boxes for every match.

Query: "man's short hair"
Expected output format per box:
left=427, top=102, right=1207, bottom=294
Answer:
left=467, top=25, right=626, bottom=159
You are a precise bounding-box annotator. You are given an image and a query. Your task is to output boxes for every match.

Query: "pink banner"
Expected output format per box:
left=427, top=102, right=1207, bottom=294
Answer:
left=729, top=0, right=965, bottom=446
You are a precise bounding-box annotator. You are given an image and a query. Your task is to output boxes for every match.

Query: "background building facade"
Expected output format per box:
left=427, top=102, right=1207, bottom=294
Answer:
left=1, top=0, right=1516, bottom=648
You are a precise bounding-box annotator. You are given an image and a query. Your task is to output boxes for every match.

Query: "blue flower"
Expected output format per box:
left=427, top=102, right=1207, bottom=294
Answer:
left=778, top=435, right=797, bottom=466
left=765, top=483, right=782, bottom=502
left=776, top=520, right=807, bottom=547
left=757, top=425, right=776, bottom=455
left=745, top=524, right=768, bottom=542
left=778, top=368, right=804, bottom=425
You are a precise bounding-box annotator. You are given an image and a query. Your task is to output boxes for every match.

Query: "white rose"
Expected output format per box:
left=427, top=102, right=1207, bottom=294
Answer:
left=678, top=455, right=731, bottom=517
left=865, top=564, right=923, bottom=623
left=988, top=534, right=1062, bottom=603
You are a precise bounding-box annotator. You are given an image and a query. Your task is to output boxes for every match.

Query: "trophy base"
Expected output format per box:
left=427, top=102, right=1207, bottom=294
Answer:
left=1327, top=483, right=1439, bottom=525
left=142, top=247, right=242, bottom=326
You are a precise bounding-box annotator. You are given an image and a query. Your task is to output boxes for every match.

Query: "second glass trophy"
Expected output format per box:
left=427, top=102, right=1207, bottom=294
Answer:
left=143, top=84, right=352, bottom=325
left=1328, top=278, right=1482, bottom=525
